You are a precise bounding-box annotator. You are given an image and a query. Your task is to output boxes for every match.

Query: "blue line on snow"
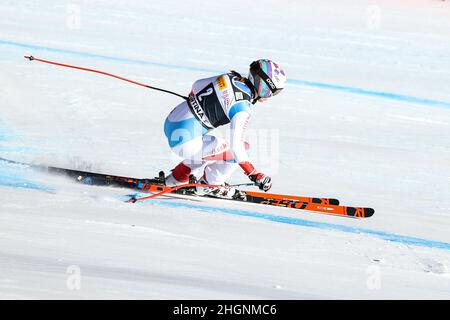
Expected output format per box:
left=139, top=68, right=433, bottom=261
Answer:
left=145, top=199, right=450, bottom=251
left=289, top=79, right=450, bottom=108
left=2, top=39, right=450, bottom=109
left=0, top=124, right=50, bottom=192
left=0, top=159, right=53, bottom=192
left=0, top=171, right=49, bottom=191
left=0, top=39, right=217, bottom=74
left=0, top=126, right=14, bottom=142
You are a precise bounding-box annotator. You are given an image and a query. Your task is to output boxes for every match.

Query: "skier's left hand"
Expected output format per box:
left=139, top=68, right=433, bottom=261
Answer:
left=249, top=172, right=272, bottom=192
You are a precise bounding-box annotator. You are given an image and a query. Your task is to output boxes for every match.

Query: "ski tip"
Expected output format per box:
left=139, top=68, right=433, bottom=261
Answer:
left=346, top=206, right=375, bottom=218
left=0, top=157, right=18, bottom=164
left=364, top=208, right=375, bottom=217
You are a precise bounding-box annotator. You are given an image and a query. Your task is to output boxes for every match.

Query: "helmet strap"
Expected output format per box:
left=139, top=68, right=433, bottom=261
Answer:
left=230, top=70, right=243, bottom=78
left=230, top=70, right=258, bottom=104
left=251, top=96, right=261, bottom=105
left=244, top=78, right=259, bottom=104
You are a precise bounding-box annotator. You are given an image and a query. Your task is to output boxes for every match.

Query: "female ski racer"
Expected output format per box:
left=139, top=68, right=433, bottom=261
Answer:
left=163, top=59, right=286, bottom=199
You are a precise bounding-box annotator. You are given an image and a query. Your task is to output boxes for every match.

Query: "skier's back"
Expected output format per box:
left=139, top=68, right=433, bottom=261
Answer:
left=163, top=59, right=286, bottom=198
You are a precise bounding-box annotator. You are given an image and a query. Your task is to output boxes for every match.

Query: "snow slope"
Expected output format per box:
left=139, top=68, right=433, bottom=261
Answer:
left=0, top=0, right=450, bottom=299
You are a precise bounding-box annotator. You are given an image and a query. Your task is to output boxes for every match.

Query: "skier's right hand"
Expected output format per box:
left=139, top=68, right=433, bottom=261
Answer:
left=249, top=172, right=272, bottom=192
left=239, top=161, right=272, bottom=192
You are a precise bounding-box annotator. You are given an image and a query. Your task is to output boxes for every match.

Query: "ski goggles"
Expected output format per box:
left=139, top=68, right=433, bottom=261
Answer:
left=250, top=61, right=284, bottom=98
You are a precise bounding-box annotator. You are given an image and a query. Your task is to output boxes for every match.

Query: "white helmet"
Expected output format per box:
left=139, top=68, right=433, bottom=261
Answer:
left=248, top=59, right=286, bottom=100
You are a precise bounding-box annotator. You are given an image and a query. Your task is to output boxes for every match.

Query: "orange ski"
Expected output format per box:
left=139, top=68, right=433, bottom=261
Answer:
left=244, top=194, right=374, bottom=218
left=0, top=157, right=373, bottom=218
left=134, top=183, right=373, bottom=218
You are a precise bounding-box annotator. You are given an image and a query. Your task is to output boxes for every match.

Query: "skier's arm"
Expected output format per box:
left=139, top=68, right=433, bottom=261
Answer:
left=229, top=102, right=272, bottom=192
left=229, top=102, right=251, bottom=165
left=228, top=101, right=260, bottom=174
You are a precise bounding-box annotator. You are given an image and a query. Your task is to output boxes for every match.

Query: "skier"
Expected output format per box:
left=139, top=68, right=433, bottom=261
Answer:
left=163, top=59, right=286, bottom=198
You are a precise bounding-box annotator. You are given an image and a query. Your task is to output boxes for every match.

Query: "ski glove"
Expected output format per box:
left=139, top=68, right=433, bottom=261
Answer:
left=249, top=172, right=272, bottom=192
left=239, top=161, right=272, bottom=192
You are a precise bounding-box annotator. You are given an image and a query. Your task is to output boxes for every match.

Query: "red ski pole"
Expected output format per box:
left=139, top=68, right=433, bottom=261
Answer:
left=24, top=55, right=188, bottom=100
left=127, top=183, right=224, bottom=203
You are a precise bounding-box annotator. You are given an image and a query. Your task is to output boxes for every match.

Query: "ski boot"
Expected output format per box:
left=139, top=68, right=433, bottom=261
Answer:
left=141, top=171, right=166, bottom=186
left=192, top=175, right=246, bottom=200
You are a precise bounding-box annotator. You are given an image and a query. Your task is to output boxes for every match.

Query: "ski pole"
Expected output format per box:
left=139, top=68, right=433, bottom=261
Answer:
left=127, top=183, right=224, bottom=203
left=24, top=55, right=189, bottom=100
left=128, top=182, right=256, bottom=203
left=230, top=183, right=254, bottom=187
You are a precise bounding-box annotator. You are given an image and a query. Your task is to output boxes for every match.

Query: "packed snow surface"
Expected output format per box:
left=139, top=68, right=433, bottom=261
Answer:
left=0, top=0, right=449, bottom=299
